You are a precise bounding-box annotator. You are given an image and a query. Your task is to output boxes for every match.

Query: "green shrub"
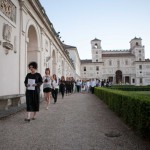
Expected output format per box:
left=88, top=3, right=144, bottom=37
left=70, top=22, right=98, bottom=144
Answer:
left=94, top=87, right=150, bottom=138
left=110, top=85, right=150, bottom=91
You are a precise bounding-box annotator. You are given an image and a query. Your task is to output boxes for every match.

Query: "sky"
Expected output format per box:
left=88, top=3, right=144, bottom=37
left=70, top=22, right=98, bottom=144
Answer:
left=39, top=0, right=150, bottom=59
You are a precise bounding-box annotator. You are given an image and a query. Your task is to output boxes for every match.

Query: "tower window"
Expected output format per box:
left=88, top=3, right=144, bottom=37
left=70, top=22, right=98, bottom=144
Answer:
left=96, top=66, right=99, bottom=71
left=109, top=60, right=112, bottom=66
left=136, top=42, right=139, bottom=46
left=139, top=65, right=142, bottom=69
left=84, top=67, right=86, bottom=71
left=94, top=43, right=98, bottom=49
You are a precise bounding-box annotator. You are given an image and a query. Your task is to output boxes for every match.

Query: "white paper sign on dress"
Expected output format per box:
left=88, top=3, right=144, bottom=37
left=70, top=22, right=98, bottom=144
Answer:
left=27, top=79, right=35, bottom=90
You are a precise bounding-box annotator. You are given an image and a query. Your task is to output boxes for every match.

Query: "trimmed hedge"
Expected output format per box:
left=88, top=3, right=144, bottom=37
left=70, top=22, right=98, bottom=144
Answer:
left=94, top=87, right=150, bottom=138
left=109, top=85, right=150, bottom=91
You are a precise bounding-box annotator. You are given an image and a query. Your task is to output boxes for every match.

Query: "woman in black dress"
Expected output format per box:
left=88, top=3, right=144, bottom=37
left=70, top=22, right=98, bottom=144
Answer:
left=65, top=77, right=70, bottom=96
left=24, top=62, right=43, bottom=122
left=51, top=74, right=59, bottom=104
left=59, top=76, right=66, bottom=99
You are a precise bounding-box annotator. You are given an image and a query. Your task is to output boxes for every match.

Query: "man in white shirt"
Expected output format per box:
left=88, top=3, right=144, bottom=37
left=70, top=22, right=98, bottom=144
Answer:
left=91, top=79, right=96, bottom=94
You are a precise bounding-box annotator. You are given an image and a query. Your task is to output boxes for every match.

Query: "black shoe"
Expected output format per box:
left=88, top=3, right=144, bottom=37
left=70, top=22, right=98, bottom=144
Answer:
left=24, top=118, right=30, bottom=122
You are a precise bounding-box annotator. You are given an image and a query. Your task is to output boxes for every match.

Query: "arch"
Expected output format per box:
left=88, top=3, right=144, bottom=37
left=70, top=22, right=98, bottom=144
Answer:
left=52, top=50, right=56, bottom=75
left=27, top=25, right=38, bottom=72
left=25, top=20, right=40, bottom=72
left=115, top=70, right=122, bottom=84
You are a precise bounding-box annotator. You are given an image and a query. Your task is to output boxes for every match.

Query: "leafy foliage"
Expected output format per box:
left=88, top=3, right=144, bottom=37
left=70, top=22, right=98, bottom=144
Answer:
left=94, top=87, right=150, bottom=138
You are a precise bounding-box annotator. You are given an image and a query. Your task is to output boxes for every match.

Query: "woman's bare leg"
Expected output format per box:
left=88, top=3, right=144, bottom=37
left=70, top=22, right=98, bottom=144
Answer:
left=32, top=112, right=36, bottom=119
left=46, top=92, right=51, bottom=109
left=27, top=112, right=31, bottom=119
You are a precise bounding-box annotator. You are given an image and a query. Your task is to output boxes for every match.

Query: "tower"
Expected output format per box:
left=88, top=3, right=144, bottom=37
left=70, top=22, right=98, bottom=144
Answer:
left=130, top=37, right=145, bottom=61
left=91, top=38, right=102, bottom=62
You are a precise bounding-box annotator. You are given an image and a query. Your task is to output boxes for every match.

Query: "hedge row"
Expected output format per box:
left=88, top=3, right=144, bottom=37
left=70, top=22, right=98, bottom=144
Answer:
left=94, top=87, right=150, bottom=138
left=109, top=85, right=150, bottom=91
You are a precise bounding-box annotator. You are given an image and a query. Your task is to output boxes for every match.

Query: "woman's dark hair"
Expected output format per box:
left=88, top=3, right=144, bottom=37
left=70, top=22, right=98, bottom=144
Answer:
left=45, top=68, right=50, bottom=75
left=53, top=74, right=57, bottom=82
left=28, top=61, right=38, bottom=69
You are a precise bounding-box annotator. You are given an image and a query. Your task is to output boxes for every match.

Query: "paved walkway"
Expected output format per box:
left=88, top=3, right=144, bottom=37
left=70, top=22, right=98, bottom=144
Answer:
left=0, top=93, right=149, bottom=150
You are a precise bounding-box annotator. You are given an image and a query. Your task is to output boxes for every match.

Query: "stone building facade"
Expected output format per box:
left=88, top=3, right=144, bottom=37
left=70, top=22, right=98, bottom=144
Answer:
left=0, top=0, right=77, bottom=97
left=0, top=0, right=150, bottom=100
left=81, top=38, right=150, bottom=86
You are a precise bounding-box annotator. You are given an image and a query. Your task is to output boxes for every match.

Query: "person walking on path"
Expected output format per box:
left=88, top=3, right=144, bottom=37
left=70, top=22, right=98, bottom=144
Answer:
left=43, top=68, right=52, bottom=110
left=24, top=62, right=43, bottom=122
left=51, top=74, right=59, bottom=104
left=65, top=77, right=70, bottom=96
left=59, top=76, right=66, bottom=99
left=90, top=78, right=96, bottom=94
left=76, top=80, right=80, bottom=93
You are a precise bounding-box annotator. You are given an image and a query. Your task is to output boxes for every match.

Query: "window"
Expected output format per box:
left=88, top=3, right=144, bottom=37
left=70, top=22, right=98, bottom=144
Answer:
left=132, top=79, right=135, bottom=83
left=94, top=43, right=98, bottom=49
left=109, top=60, right=112, bottom=66
left=139, top=50, right=141, bottom=53
left=96, top=59, right=98, bottom=62
left=96, top=51, right=98, bottom=54
left=139, top=65, right=142, bottom=69
left=139, top=58, right=141, bottom=61
left=84, top=67, right=86, bottom=71
left=117, top=60, right=120, bottom=67
left=140, top=78, right=142, bottom=84
left=96, top=66, right=99, bottom=71
left=125, top=60, right=128, bottom=65
left=136, top=42, right=139, bottom=46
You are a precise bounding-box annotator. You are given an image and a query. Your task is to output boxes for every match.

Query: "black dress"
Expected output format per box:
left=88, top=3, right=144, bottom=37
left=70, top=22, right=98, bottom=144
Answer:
left=24, top=73, right=43, bottom=112
left=59, top=80, right=66, bottom=98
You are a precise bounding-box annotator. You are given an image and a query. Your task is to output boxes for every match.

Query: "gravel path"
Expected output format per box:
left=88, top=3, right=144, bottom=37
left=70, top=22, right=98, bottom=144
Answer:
left=0, top=93, right=149, bottom=150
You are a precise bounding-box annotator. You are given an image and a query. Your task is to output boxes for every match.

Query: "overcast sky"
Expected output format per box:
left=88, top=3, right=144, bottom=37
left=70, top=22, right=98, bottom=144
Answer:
left=39, top=0, right=150, bottom=59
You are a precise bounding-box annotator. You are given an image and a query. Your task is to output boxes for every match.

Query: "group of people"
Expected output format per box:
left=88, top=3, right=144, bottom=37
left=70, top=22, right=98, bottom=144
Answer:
left=24, top=61, right=75, bottom=122
left=24, top=61, right=112, bottom=122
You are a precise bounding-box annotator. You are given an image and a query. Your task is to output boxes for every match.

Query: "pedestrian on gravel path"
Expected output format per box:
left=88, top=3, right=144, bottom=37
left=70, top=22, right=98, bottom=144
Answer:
left=24, top=61, right=43, bottom=122
left=51, top=74, right=59, bottom=104
left=43, top=68, right=52, bottom=110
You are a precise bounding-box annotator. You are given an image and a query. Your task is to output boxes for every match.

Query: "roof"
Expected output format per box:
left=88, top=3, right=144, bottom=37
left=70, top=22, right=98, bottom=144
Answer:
left=81, top=59, right=104, bottom=64
left=145, top=59, right=150, bottom=62
left=81, top=59, right=92, bottom=63
left=130, top=37, right=142, bottom=42
left=63, top=44, right=76, bottom=49
left=102, top=53, right=135, bottom=57
left=91, top=38, right=101, bottom=42
left=133, top=37, right=142, bottom=40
